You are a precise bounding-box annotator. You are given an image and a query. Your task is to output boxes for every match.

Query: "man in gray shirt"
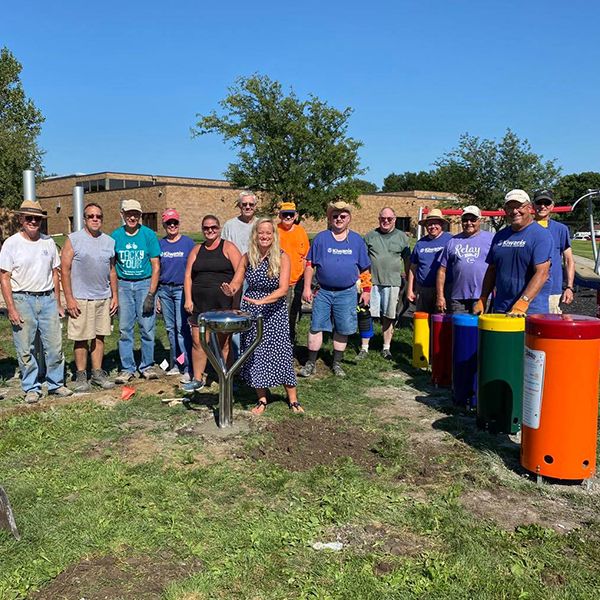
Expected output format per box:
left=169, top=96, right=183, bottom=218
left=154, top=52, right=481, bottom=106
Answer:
left=61, top=202, right=118, bottom=391
left=221, top=191, right=258, bottom=255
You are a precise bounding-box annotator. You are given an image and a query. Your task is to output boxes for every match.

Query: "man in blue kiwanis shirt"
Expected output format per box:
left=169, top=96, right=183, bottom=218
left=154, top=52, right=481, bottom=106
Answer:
left=299, top=201, right=371, bottom=378
left=475, top=189, right=553, bottom=316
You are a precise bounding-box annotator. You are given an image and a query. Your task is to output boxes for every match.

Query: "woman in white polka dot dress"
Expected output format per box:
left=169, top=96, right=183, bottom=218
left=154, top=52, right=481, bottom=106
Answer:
left=221, top=218, right=303, bottom=415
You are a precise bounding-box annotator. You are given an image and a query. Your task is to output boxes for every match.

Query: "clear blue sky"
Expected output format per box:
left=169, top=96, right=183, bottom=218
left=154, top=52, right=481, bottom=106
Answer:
left=3, top=0, right=599, bottom=187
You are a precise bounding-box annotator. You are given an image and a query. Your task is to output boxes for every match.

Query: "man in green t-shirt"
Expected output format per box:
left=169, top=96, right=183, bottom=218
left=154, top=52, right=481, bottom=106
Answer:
left=362, top=207, right=410, bottom=360
left=111, top=199, right=161, bottom=383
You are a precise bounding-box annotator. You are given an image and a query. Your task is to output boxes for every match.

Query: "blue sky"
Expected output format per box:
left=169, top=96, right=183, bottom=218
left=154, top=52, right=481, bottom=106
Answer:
left=2, top=0, right=599, bottom=186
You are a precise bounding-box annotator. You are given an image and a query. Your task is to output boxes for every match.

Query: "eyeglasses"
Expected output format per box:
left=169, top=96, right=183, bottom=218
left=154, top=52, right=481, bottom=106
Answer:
left=164, top=220, right=179, bottom=227
left=461, top=216, right=479, bottom=223
left=425, top=221, right=443, bottom=227
left=24, top=215, right=42, bottom=223
left=124, top=213, right=140, bottom=219
left=534, top=200, right=552, bottom=207
left=506, top=204, right=529, bottom=213
left=332, top=214, right=349, bottom=221
left=85, top=214, right=103, bottom=220
left=279, top=212, right=295, bottom=220
left=379, top=216, right=395, bottom=222
left=203, top=225, right=219, bottom=232
left=241, top=203, right=256, bottom=208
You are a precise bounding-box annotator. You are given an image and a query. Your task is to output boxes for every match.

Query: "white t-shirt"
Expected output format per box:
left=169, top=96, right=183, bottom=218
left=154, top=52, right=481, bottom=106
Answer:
left=221, top=217, right=256, bottom=255
left=0, top=232, right=60, bottom=292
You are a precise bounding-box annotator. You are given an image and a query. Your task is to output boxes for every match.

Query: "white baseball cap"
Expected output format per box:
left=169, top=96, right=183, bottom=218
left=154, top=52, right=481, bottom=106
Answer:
left=462, top=205, right=481, bottom=218
left=504, top=189, right=530, bottom=205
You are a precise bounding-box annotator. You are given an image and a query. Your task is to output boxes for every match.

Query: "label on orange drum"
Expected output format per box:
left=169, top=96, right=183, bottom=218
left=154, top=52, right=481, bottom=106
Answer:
left=522, top=346, right=546, bottom=429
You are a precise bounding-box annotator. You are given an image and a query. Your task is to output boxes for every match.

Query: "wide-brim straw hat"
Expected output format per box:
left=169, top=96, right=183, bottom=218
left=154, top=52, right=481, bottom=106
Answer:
left=418, top=208, right=448, bottom=226
left=17, top=200, right=48, bottom=218
left=326, top=200, right=353, bottom=217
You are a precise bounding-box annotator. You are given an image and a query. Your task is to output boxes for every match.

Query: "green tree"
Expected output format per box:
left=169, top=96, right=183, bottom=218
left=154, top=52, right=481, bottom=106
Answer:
left=554, top=171, right=600, bottom=225
left=382, top=170, right=439, bottom=192
left=192, top=74, right=365, bottom=219
left=0, top=47, right=45, bottom=209
left=347, top=178, right=378, bottom=194
left=434, top=129, right=561, bottom=210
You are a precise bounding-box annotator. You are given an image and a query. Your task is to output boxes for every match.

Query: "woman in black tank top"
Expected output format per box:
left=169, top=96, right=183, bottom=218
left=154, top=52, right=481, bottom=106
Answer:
left=183, top=215, right=242, bottom=391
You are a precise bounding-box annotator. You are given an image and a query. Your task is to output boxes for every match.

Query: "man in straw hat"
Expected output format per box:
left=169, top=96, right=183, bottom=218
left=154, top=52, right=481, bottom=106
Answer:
left=0, top=200, right=73, bottom=403
left=474, top=189, right=552, bottom=315
left=406, top=208, right=452, bottom=314
left=299, top=200, right=371, bottom=378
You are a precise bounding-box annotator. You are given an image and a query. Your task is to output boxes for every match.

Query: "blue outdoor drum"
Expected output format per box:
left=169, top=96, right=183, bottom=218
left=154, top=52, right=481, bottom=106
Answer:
left=452, top=314, right=479, bottom=408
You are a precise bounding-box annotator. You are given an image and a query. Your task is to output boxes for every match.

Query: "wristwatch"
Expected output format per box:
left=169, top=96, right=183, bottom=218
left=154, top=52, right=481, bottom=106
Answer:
left=520, top=295, right=530, bottom=303
left=564, top=286, right=574, bottom=292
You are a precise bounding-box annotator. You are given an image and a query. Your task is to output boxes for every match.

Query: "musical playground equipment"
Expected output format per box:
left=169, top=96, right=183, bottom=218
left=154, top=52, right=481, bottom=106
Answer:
left=520, top=315, right=600, bottom=482
left=477, top=314, right=525, bottom=434
left=430, top=313, right=452, bottom=386
left=451, top=314, right=478, bottom=408
left=412, top=312, right=430, bottom=368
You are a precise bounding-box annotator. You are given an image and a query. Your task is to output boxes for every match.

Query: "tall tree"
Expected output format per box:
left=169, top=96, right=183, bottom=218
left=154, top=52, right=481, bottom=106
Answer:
left=434, top=129, right=561, bottom=210
left=0, top=47, right=45, bottom=209
left=382, top=170, right=439, bottom=192
left=192, top=75, right=365, bottom=219
left=554, top=171, right=600, bottom=224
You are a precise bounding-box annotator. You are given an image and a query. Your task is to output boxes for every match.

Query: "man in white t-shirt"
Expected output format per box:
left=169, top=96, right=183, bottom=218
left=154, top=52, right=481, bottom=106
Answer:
left=0, top=200, right=73, bottom=403
left=221, top=191, right=258, bottom=255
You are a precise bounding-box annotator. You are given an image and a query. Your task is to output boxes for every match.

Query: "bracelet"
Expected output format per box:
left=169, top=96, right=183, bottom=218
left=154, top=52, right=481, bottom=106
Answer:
left=564, top=286, right=574, bottom=292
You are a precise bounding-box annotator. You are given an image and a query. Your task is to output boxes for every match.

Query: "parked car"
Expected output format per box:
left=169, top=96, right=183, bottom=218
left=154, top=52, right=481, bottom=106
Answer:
left=573, top=232, right=592, bottom=240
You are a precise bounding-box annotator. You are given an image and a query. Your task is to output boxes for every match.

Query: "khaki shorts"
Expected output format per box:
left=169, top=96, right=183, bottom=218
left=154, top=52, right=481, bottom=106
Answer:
left=67, top=298, right=112, bottom=341
left=548, top=294, right=562, bottom=314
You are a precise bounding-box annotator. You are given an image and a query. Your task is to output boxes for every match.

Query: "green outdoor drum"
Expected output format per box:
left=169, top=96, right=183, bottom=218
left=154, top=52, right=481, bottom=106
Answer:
left=477, top=314, right=525, bottom=434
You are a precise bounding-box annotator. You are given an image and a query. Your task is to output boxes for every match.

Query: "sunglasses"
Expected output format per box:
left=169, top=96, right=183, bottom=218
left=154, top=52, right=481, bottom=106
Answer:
left=279, top=212, right=296, bottom=219
left=24, top=215, right=42, bottom=223
left=379, top=216, right=395, bottom=222
left=85, top=213, right=103, bottom=220
left=203, top=225, right=219, bottom=232
left=534, top=200, right=552, bottom=207
left=332, top=214, right=349, bottom=221
left=164, top=220, right=179, bottom=227
left=241, top=202, right=256, bottom=208
left=461, top=216, right=479, bottom=223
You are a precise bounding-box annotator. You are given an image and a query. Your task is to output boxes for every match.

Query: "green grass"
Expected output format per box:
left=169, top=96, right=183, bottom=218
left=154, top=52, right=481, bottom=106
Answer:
left=1, top=320, right=599, bottom=598
left=572, top=239, right=597, bottom=261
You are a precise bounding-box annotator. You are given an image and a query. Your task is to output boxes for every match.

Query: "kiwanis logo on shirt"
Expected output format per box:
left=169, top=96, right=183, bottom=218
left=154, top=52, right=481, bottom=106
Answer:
left=454, top=243, right=481, bottom=264
left=327, top=247, right=353, bottom=255
left=118, top=242, right=146, bottom=270
left=419, top=246, right=444, bottom=254
left=161, top=250, right=184, bottom=258
left=497, top=240, right=527, bottom=248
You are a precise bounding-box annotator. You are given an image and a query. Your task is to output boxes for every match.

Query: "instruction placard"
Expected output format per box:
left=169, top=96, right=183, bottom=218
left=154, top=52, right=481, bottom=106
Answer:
left=522, top=346, right=545, bottom=429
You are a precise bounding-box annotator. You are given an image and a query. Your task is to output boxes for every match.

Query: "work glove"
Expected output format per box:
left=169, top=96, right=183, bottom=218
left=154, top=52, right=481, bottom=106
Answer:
left=507, top=298, right=529, bottom=317
left=472, top=299, right=485, bottom=315
left=142, top=292, right=156, bottom=316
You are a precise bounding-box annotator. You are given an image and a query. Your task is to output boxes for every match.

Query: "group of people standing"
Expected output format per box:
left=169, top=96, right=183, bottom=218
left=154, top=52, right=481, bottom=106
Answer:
left=0, top=186, right=574, bottom=408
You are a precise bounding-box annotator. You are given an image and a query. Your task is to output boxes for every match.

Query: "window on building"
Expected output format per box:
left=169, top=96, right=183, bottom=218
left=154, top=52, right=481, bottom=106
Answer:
left=109, top=179, right=125, bottom=190
left=125, top=180, right=139, bottom=189
left=142, top=212, right=157, bottom=232
left=396, top=217, right=410, bottom=232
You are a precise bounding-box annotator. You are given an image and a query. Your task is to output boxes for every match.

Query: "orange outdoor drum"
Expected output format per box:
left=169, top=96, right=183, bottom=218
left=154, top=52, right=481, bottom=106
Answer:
left=520, top=314, right=600, bottom=481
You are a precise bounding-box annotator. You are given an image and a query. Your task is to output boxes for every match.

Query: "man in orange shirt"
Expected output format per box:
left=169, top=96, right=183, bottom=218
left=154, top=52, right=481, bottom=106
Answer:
left=277, top=201, right=310, bottom=344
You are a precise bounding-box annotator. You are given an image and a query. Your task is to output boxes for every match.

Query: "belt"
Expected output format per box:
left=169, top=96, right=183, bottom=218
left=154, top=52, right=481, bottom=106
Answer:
left=160, top=282, right=184, bottom=287
left=117, top=276, right=151, bottom=282
left=15, top=290, right=53, bottom=296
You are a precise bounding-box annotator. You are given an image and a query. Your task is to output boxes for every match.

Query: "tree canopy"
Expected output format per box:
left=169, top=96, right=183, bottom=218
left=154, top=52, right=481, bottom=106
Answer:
left=0, top=47, right=45, bottom=209
left=192, top=74, right=365, bottom=219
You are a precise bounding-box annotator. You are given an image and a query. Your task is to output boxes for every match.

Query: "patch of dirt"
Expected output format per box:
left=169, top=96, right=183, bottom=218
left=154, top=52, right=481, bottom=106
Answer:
left=460, top=487, right=586, bottom=533
left=31, top=550, right=203, bottom=600
left=246, top=417, right=382, bottom=472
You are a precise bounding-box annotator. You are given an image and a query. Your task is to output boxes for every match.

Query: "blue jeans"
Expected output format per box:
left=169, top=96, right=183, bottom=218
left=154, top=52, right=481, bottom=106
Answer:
left=117, top=279, right=156, bottom=373
left=157, top=284, right=190, bottom=371
left=12, top=292, right=65, bottom=393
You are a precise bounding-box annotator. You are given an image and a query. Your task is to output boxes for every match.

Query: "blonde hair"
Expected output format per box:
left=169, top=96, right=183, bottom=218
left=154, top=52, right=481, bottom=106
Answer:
left=248, top=218, right=281, bottom=278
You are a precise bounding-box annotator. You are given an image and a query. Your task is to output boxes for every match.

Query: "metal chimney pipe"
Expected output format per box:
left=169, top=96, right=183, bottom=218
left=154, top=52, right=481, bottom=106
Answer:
left=23, top=170, right=36, bottom=201
left=72, top=186, right=85, bottom=232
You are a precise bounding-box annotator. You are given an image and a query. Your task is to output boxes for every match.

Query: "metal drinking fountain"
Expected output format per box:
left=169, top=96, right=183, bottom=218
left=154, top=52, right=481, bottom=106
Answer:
left=198, top=310, right=263, bottom=428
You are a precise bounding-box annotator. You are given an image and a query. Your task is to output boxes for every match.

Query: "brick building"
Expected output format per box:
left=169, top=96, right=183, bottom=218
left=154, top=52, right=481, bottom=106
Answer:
left=36, top=171, right=459, bottom=237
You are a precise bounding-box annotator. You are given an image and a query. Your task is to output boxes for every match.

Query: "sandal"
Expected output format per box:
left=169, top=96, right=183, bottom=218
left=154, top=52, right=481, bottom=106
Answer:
left=251, top=399, right=268, bottom=416
left=288, top=401, right=304, bottom=414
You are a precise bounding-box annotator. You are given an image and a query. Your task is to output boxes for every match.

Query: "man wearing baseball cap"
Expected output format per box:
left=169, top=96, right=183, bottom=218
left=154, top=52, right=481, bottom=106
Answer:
left=474, top=189, right=553, bottom=316
left=436, top=205, right=494, bottom=314
left=407, top=208, right=452, bottom=313
left=277, top=201, right=309, bottom=344
left=532, top=189, right=575, bottom=313
left=157, top=208, right=195, bottom=379
left=111, top=199, right=161, bottom=382
left=0, top=200, right=73, bottom=402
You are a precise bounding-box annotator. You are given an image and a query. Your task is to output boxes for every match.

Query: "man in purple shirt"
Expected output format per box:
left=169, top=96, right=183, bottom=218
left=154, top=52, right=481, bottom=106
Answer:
left=436, top=205, right=494, bottom=314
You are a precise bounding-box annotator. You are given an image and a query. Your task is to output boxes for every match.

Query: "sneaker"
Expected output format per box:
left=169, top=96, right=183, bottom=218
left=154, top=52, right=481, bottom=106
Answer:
left=182, top=379, right=205, bottom=393
left=165, top=366, right=181, bottom=376
left=115, top=371, right=135, bottom=384
left=332, top=363, right=346, bottom=377
left=179, top=372, right=191, bottom=384
left=356, top=349, right=369, bottom=361
left=381, top=349, right=393, bottom=360
left=91, top=369, right=116, bottom=390
left=49, top=386, right=74, bottom=397
left=298, top=361, right=316, bottom=377
left=141, top=367, right=159, bottom=380
left=73, top=370, right=90, bottom=393
left=24, top=390, right=41, bottom=404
